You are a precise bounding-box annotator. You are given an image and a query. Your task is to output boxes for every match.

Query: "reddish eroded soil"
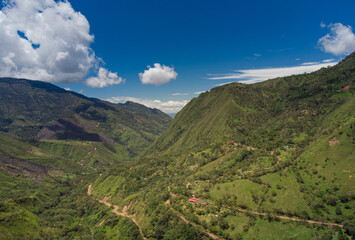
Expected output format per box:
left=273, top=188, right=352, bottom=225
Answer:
left=329, top=137, right=340, bottom=147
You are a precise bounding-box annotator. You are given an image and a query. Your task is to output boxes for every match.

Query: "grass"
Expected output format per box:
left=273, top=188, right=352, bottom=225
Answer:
left=209, top=179, right=265, bottom=209
left=244, top=218, right=330, bottom=240
left=225, top=214, right=249, bottom=234
left=260, top=172, right=312, bottom=216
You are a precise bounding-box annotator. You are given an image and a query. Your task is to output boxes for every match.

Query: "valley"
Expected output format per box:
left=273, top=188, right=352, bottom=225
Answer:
left=0, top=52, right=354, bottom=239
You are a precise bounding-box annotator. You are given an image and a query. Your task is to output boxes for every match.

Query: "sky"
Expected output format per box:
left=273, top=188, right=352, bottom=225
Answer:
left=1, top=0, right=355, bottom=114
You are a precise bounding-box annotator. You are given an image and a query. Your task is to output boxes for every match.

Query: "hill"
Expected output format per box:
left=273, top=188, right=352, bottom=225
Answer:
left=90, top=52, right=355, bottom=239
left=0, top=78, right=172, bottom=239
left=0, top=77, right=171, bottom=155
left=0, top=52, right=354, bottom=239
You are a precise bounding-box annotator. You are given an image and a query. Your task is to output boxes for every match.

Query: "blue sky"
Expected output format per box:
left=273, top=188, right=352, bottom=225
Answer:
left=1, top=0, right=355, bottom=114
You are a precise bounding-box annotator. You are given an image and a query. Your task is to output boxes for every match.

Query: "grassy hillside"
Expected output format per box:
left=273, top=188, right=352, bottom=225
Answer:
left=90, top=52, right=355, bottom=239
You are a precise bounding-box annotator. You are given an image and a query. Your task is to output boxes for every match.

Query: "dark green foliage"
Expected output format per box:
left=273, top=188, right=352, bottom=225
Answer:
left=0, top=77, right=171, bottom=154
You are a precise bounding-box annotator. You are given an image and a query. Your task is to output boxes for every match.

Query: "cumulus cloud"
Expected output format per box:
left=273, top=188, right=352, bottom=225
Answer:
left=0, top=0, right=123, bottom=87
left=139, top=63, right=177, bottom=86
left=208, top=61, right=337, bottom=84
left=85, top=67, right=124, bottom=88
left=107, top=96, right=188, bottom=114
left=318, top=23, right=355, bottom=56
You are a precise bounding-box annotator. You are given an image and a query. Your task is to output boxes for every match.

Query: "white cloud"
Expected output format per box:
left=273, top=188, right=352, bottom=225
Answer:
left=64, top=87, right=71, bottom=91
left=318, top=23, right=355, bottom=56
left=322, top=59, right=335, bottom=63
left=85, top=67, right=125, bottom=88
left=0, top=0, right=123, bottom=87
left=172, top=92, right=188, bottom=96
left=194, top=91, right=206, bottom=95
left=107, top=96, right=189, bottom=114
left=301, top=62, right=320, bottom=66
left=139, top=63, right=177, bottom=86
left=208, top=61, right=337, bottom=84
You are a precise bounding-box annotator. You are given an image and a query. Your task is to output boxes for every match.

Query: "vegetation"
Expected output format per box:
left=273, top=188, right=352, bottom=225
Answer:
left=91, top=52, right=355, bottom=239
left=0, top=52, right=354, bottom=239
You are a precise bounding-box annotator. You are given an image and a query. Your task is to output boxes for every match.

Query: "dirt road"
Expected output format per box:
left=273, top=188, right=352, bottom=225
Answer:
left=87, top=185, right=147, bottom=240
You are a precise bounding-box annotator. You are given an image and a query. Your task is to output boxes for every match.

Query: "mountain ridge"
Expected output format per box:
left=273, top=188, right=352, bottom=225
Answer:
left=0, top=77, right=171, bottom=155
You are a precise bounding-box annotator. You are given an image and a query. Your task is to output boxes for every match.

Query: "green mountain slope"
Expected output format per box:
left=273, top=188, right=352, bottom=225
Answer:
left=0, top=78, right=171, bottom=239
left=0, top=132, right=148, bottom=239
left=0, top=77, right=171, bottom=154
left=91, top=53, right=355, bottom=239
left=152, top=53, right=354, bottom=155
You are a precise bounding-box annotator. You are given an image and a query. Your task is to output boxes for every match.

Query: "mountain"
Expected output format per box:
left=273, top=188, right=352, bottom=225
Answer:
left=90, top=52, right=355, bottom=239
left=0, top=77, right=171, bottom=155
left=0, top=78, right=172, bottom=239
left=0, top=52, right=354, bottom=239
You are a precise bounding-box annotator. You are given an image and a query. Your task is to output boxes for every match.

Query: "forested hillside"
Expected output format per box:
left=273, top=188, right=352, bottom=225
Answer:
left=0, top=52, right=354, bottom=239
left=90, top=52, right=355, bottom=239
left=0, top=78, right=171, bottom=239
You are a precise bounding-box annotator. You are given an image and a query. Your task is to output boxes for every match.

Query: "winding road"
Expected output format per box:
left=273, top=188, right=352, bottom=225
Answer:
left=87, top=185, right=147, bottom=240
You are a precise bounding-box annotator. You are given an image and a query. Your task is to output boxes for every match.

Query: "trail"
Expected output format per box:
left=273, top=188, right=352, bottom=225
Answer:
left=168, top=204, right=220, bottom=239
left=87, top=184, right=92, bottom=196
left=168, top=186, right=177, bottom=197
left=168, top=186, right=344, bottom=229
left=170, top=143, right=343, bottom=231
left=225, top=206, right=344, bottom=228
left=241, top=151, right=282, bottom=174
left=87, top=147, right=97, bottom=155
left=87, top=185, right=147, bottom=240
left=167, top=185, right=220, bottom=239
left=205, top=200, right=344, bottom=228
left=165, top=142, right=344, bottom=237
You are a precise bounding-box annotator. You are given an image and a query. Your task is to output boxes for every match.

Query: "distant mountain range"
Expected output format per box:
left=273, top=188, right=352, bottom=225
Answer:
left=0, top=77, right=171, bottom=154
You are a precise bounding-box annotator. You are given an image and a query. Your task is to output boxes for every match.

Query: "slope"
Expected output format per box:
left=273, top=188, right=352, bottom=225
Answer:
left=0, top=77, right=171, bottom=155
left=0, top=78, right=171, bottom=239
left=91, top=52, right=355, bottom=239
